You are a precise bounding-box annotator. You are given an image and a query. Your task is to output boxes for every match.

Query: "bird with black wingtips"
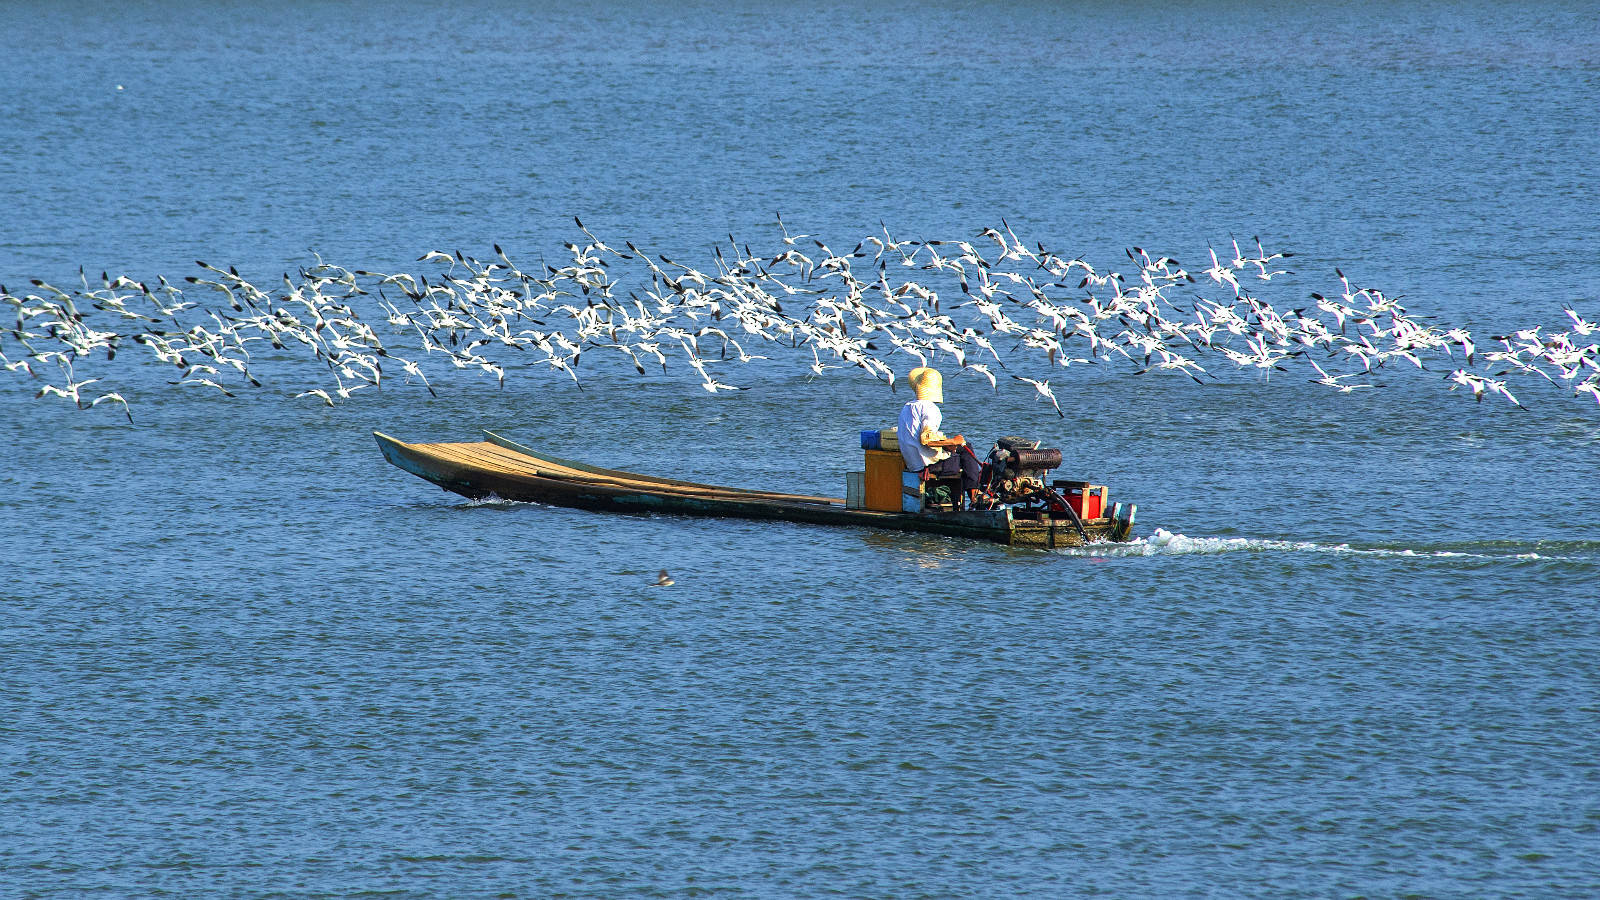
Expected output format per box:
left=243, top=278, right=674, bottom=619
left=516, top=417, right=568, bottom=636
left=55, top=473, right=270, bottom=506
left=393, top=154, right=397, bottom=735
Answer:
left=1011, top=374, right=1064, bottom=418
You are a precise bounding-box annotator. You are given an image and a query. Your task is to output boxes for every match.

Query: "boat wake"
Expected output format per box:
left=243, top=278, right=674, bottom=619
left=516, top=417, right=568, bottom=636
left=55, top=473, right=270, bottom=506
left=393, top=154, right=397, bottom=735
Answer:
left=1060, top=527, right=1585, bottom=561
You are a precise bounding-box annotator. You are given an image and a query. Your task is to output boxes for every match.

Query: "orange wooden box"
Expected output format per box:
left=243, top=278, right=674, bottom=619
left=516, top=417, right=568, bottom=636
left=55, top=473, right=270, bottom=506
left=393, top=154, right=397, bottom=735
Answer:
left=864, top=449, right=906, bottom=512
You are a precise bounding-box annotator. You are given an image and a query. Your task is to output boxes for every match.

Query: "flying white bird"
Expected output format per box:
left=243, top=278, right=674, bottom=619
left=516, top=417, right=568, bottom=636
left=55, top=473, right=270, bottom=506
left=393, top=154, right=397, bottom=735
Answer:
left=1011, top=375, right=1063, bottom=417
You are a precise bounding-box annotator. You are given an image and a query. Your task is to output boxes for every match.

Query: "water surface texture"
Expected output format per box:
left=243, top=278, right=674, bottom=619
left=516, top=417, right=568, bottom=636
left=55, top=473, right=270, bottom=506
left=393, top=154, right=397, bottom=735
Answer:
left=4, top=2, right=1600, bottom=897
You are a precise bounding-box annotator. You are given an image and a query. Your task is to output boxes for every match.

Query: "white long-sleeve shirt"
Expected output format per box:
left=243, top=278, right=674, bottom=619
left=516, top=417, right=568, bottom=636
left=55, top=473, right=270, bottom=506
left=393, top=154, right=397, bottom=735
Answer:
left=898, top=399, right=945, bottom=470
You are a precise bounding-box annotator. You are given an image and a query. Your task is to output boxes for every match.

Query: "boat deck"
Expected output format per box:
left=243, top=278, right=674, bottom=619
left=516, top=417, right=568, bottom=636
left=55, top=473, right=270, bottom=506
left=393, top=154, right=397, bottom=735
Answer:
left=400, top=432, right=842, bottom=505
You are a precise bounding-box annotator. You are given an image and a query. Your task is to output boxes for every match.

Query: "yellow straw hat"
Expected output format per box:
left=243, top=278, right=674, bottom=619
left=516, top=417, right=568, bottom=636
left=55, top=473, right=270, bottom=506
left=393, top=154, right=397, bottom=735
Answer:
left=908, top=367, right=943, bottom=403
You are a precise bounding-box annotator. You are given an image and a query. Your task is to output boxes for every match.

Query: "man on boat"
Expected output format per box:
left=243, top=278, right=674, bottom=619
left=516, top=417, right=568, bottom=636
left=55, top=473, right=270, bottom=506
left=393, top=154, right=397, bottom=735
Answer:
left=899, top=366, right=983, bottom=504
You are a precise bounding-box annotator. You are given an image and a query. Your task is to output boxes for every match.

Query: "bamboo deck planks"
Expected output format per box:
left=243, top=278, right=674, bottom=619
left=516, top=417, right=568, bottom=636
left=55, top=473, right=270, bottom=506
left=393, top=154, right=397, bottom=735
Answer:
left=405, top=439, right=841, bottom=505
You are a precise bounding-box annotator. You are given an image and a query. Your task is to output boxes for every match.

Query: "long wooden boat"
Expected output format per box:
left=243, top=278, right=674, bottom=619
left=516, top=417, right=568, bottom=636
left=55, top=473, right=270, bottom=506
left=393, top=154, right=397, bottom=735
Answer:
left=374, top=430, right=1136, bottom=548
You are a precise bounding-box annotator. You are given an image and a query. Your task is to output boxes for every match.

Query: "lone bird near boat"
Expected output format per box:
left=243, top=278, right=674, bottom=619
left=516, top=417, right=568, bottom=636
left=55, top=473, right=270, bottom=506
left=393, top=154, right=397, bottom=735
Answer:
left=1011, top=375, right=1064, bottom=417
left=653, top=569, right=674, bottom=587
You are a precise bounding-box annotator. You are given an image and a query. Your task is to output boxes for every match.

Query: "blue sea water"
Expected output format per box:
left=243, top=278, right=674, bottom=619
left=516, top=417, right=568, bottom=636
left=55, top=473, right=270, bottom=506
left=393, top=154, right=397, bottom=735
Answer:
left=4, top=1, right=1600, bottom=896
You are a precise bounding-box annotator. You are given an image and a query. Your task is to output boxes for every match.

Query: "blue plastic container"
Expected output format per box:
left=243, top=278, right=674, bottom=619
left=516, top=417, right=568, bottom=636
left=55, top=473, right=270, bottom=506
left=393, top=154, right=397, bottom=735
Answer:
left=860, top=430, right=881, bottom=450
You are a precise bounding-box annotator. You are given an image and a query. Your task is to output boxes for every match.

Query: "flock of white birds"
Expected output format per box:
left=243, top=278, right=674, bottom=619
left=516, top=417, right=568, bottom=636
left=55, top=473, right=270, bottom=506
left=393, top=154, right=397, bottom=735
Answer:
left=4, top=217, right=1599, bottom=424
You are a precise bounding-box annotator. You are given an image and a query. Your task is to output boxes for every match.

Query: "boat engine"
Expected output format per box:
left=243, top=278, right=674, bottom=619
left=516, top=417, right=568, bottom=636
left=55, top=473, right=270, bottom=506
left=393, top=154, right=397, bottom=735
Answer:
left=984, top=436, right=1063, bottom=500
left=968, top=436, right=1131, bottom=538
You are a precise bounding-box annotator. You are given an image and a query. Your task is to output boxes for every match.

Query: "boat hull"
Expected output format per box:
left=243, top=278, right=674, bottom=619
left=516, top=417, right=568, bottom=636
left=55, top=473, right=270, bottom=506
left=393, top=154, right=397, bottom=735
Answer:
left=375, top=431, right=1132, bottom=548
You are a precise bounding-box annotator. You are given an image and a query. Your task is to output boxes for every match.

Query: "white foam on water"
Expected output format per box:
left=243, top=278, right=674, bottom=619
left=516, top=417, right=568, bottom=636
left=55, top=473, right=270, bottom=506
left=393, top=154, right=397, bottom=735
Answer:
left=463, top=493, right=512, bottom=507
left=460, top=494, right=550, bottom=510
left=1060, top=528, right=1571, bottom=561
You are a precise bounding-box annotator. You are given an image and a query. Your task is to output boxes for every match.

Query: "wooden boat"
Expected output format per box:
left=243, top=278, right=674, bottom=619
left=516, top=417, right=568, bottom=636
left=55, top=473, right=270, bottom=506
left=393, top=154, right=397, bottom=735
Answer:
left=374, top=430, right=1137, bottom=548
